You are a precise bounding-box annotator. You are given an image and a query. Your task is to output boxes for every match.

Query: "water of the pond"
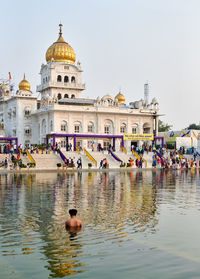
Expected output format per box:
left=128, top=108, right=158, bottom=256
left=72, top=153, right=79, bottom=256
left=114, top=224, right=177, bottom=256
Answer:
left=0, top=170, right=200, bottom=278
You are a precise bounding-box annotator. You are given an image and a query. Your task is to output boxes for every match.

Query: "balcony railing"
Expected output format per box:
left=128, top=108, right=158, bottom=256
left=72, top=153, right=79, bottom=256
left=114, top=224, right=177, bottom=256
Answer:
left=37, top=81, right=86, bottom=92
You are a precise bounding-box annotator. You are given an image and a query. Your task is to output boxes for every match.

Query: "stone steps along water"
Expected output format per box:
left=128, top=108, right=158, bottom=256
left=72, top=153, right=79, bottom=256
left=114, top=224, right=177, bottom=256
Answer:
left=32, top=153, right=63, bottom=169
left=87, top=151, right=120, bottom=168
left=63, top=150, right=119, bottom=168
left=20, top=155, right=30, bottom=165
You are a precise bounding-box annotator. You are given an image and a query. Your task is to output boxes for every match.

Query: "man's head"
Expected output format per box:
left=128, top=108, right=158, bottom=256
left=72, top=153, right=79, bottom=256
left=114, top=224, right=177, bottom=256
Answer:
left=69, top=209, right=77, bottom=217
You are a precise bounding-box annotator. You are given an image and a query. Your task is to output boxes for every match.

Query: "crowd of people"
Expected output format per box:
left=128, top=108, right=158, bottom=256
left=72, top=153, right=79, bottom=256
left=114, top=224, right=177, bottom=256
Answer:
left=152, top=149, right=198, bottom=169
left=0, top=141, right=199, bottom=170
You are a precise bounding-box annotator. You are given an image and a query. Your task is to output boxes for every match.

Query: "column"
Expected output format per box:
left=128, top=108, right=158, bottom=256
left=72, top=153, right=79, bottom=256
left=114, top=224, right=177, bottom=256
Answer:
left=73, top=136, right=76, bottom=151
left=53, top=135, right=55, bottom=147
left=113, top=138, right=116, bottom=151
left=66, top=136, right=69, bottom=151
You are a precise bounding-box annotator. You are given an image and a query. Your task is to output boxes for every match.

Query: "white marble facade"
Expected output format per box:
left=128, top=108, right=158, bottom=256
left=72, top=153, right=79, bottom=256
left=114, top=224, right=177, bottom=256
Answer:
left=0, top=25, right=159, bottom=151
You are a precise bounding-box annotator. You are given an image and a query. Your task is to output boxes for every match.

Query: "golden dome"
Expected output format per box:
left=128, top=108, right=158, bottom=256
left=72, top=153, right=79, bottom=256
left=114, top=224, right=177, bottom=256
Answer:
left=46, top=24, right=76, bottom=64
left=115, top=92, right=125, bottom=104
left=19, top=74, right=31, bottom=91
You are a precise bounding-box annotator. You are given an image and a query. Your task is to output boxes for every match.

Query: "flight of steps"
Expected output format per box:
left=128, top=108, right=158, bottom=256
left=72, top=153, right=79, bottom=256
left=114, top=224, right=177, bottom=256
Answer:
left=62, top=150, right=120, bottom=169
left=20, top=154, right=30, bottom=165
left=143, top=152, right=153, bottom=168
left=87, top=151, right=121, bottom=168
left=31, top=153, right=63, bottom=170
left=117, top=152, right=135, bottom=165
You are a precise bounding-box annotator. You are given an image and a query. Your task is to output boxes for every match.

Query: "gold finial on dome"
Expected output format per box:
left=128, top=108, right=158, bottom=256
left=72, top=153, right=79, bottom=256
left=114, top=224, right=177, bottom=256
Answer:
left=115, top=91, right=125, bottom=104
left=19, top=74, right=31, bottom=91
left=46, top=24, right=76, bottom=64
left=59, top=23, right=63, bottom=36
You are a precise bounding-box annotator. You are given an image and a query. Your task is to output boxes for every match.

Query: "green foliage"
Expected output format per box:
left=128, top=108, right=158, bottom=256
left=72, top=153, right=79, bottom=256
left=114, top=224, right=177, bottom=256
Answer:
left=158, top=120, right=172, bottom=132
left=19, top=163, right=27, bottom=168
left=187, top=123, right=200, bottom=130
left=12, top=159, right=22, bottom=166
left=68, top=163, right=75, bottom=168
left=120, top=162, right=126, bottom=167
left=27, top=162, right=36, bottom=168
left=126, top=163, right=131, bottom=167
left=57, top=163, right=62, bottom=167
left=88, top=163, right=92, bottom=167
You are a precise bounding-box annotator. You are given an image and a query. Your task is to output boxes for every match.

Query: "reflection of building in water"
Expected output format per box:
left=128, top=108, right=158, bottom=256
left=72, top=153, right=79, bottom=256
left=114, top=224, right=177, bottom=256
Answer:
left=0, top=171, right=163, bottom=276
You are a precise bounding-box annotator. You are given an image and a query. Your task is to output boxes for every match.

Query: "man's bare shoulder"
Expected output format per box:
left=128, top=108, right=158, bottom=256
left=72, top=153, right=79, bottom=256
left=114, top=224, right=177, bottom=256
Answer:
left=65, top=218, right=82, bottom=228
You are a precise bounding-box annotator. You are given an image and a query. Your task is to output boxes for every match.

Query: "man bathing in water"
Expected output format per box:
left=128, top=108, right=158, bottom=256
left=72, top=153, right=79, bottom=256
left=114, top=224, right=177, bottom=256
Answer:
left=65, top=209, right=82, bottom=231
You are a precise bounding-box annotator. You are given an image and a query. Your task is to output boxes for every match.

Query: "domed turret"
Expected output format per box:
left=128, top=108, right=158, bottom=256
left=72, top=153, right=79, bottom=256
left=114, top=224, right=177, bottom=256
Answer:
left=19, top=74, right=31, bottom=91
left=46, top=24, right=76, bottom=64
left=115, top=92, right=125, bottom=104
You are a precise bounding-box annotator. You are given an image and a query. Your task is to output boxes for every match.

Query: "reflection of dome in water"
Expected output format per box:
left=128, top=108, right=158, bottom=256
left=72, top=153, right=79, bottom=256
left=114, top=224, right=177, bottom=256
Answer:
left=115, top=92, right=125, bottom=104
left=46, top=24, right=76, bottom=64
left=19, top=74, right=31, bottom=91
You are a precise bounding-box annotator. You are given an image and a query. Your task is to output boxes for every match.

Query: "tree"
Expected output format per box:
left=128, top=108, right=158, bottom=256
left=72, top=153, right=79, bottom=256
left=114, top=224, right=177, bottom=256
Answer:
left=187, top=123, right=200, bottom=130
left=158, top=120, right=172, bottom=132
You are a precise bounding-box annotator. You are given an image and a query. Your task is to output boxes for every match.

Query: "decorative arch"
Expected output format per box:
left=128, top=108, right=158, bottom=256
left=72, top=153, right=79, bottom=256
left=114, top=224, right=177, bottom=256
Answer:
left=104, top=119, right=114, bottom=134
left=71, top=94, right=75, bottom=99
left=64, top=76, right=69, bottom=83
left=74, top=121, right=82, bottom=133
left=42, top=119, right=46, bottom=134
left=88, top=121, right=94, bottom=133
left=120, top=123, right=127, bottom=134
left=24, top=106, right=31, bottom=116
left=131, top=123, right=138, bottom=134
left=143, top=122, right=151, bottom=134
left=57, top=93, right=62, bottom=100
left=61, top=120, right=68, bottom=132
left=71, top=76, right=76, bottom=83
left=64, top=94, right=69, bottom=98
left=101, top=95, right=113, bottom=106
left=57, top=75, right=62, bottom=82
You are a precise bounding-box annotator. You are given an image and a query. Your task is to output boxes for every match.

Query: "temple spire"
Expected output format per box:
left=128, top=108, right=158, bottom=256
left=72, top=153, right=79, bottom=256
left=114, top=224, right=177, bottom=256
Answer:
left=59, top=23, right=63, bottom=37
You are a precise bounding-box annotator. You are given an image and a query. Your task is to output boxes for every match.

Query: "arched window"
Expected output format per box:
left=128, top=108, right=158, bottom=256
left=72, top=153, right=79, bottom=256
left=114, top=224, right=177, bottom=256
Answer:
left=58, top=93, right=62, bottom=100
left=25, top=126, right=31, bottom=135
left=143, top=123, right=151, bottom=134
left=132, top=123, right=138, bottom=134
left=104, top=120, right=114, bottom=134
left=88, top=121, right=94, bottom=133
left=71, top=76, right=75, bottom=83
left=71, top=94, right=75, bottom=99
left=64, top=76, right=69, bottom=83
left=132, top=127, right=136, bottom=134
left=74, top=121, right=81, bottom=133
left=57, top=75, right=62, bottom=82
left=24, top=106, right=31, bottom=116
left=120, top=123, right=127, bottom=134
left=42, top=119, right=46, bottom=134
left=61, top=121, right=67, bottom=132
left=64, top=94, right=69, bottom=98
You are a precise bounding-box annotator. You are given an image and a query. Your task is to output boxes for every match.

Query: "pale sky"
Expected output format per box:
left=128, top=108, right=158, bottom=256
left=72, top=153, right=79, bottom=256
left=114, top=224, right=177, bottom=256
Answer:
left=1, top=0, right=200, bottom=129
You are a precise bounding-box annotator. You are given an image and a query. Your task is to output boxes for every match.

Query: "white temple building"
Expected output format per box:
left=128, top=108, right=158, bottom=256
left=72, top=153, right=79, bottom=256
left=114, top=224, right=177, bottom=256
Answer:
left=0, top=24, right=159, bottom=151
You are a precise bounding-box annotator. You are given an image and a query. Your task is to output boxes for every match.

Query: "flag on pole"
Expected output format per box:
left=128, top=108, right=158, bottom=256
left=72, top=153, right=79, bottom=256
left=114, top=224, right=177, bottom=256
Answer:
left=9, top=72, right=11, bottom=80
